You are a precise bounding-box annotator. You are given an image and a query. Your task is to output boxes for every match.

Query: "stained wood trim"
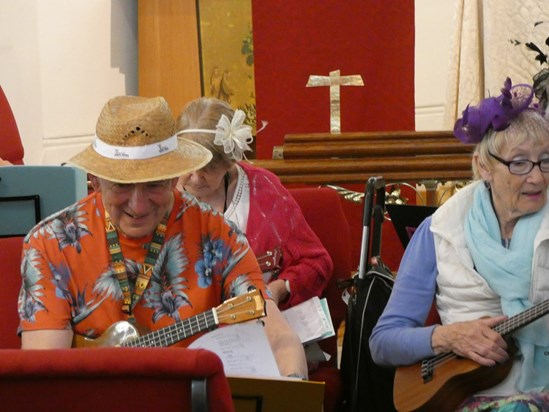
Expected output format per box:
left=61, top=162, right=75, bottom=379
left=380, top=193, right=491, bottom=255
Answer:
left=283, top=130, right=456, bottom=143
left=138, top=0, right=202, bottom=116
left=257, top=130, right=473, bottom=184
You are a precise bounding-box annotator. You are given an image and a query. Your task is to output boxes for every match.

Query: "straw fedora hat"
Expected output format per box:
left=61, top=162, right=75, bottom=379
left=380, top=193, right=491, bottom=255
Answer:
left=69, top=95, right=212, bottom=183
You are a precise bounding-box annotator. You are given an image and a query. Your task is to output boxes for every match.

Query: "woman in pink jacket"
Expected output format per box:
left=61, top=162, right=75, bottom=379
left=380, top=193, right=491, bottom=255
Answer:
left=177, top=97, right=333, bottom=309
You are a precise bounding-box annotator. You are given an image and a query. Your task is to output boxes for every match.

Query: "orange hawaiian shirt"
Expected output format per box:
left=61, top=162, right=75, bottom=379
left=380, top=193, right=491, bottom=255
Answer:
left=18, top=190, right=268, bottom=347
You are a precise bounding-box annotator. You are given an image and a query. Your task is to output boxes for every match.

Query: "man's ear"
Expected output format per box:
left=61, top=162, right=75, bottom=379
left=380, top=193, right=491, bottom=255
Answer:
left=169, top=177, right=179, bottom=189
left=89, top=175, right=102, bottom=192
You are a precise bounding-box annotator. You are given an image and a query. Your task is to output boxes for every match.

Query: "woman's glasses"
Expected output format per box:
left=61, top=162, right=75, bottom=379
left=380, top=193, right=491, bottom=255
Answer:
left=488, top=151, right=549, bottom=175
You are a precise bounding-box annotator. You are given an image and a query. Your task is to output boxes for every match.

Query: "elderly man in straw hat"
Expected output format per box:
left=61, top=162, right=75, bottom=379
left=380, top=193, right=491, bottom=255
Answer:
left=18, top=95, right=307, bottom=378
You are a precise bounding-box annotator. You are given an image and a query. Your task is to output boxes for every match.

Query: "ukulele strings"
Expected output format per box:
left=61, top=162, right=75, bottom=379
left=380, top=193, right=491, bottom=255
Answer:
left=426, top=299, right=549, bottom=372
left=494, top=299, right=549, bottom=335
left=425, top=351, right=456, bottom=370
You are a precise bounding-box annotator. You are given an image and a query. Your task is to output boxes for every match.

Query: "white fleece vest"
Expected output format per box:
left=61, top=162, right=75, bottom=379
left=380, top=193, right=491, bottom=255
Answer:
left=431, top=180, right=549, bottom=395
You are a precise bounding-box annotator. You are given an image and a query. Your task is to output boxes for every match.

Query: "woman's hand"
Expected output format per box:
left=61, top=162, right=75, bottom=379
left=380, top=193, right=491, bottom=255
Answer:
left=431, top=315, right=509, bottom=367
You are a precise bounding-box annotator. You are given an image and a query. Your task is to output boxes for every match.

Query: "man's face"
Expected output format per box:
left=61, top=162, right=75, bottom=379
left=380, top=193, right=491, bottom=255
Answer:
left=91, top=176, right=177, bottom=239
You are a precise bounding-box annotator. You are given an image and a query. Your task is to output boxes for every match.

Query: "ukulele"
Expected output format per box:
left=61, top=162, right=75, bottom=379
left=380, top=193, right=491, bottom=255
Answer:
left=393, top=298, right=549, bottom=412
left=257, top=247, right=283, bottom=279
left=73, top=289, right=266, bottom=348
left=257, top=246, right=282, bottom=283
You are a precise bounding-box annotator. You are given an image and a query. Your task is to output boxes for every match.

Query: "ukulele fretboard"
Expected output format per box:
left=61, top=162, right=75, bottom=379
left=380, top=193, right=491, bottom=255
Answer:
left=494, top=299, right=549, bottom=336
left=122, top=309, right=218, bottom=347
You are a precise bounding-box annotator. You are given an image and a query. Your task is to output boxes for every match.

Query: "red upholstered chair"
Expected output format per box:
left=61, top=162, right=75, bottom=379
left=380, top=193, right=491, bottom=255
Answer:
left=288, top=186, right=354, bottom=412
left=0, top=236, right=24, bottom=349
left=0, top=347, right=235, bottom=412
left=0, top=85, right=24, bottom=164
left=0, top=238, right=235, bottom=411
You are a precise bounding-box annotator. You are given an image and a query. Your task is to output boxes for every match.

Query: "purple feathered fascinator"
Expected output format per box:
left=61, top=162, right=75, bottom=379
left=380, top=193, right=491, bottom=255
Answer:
left=453, top=78, right=535, bottom=144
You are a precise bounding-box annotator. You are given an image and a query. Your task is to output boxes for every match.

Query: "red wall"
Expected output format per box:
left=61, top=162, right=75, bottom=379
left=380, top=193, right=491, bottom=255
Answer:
left=252, top=1, right=416, bottom=271
left=252, top=1, right=416, bottom=159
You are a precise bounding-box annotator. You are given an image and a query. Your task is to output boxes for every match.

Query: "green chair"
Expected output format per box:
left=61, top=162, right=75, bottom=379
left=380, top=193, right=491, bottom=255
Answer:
left=0, top=165, right=88, bottom=237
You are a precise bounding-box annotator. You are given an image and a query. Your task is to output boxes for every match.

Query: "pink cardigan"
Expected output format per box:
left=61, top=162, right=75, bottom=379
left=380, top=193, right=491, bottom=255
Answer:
left=240, top=162, right=333, bottom=309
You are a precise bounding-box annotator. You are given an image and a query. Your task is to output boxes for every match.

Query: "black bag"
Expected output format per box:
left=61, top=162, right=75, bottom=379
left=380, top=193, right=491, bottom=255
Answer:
left=340, top=176, right=397, bottom=412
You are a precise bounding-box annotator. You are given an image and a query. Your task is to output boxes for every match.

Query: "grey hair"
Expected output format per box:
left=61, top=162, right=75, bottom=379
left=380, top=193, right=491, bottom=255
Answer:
left=176, top=97, right=236, bottom=170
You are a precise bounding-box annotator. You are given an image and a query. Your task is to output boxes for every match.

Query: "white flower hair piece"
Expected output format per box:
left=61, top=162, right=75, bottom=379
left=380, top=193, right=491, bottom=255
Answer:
left=214, top=110, right=253, bottom=161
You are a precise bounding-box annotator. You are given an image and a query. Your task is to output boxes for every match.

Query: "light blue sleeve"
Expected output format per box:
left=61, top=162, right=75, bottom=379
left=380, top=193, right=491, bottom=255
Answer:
left=369, top=216, right=439, bottom=367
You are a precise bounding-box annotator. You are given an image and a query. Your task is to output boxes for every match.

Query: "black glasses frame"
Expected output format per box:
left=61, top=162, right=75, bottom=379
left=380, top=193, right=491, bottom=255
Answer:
left=488, top=151, right=549, bottom=175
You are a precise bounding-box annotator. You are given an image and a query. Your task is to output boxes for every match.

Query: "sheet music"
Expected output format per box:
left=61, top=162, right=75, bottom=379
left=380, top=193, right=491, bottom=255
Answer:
left=188, top=320, right=281, bottom=377
left=282, top=296, right=335, bottom=345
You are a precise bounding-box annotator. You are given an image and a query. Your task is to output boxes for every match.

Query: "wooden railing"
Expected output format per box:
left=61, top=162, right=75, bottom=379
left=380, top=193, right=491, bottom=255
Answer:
left=249, top=130, right=474, bottom=186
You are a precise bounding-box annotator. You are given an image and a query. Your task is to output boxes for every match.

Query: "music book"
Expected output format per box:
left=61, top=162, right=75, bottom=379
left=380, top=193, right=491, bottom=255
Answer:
left=282, top=296, right=335, bottom=345
left=188, top=297, right=335, bottom=376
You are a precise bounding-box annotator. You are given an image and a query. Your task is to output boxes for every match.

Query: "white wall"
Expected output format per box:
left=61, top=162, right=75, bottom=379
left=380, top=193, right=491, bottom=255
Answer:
left=415, top=0, right=456, bottom=130
left=0, top=1, right=453, bottom=165
left=0, top=0, right=137, bottom=165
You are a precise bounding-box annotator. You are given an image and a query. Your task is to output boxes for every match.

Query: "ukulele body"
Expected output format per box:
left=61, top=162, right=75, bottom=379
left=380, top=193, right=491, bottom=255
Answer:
left=72, top=289, right=266, bottom=349
left=394, top=343, right=516, bottom=411
left=73, top=321, right=143, bottom=348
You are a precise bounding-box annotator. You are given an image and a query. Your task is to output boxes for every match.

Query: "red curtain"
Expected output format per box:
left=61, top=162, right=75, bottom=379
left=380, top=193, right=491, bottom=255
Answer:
left=251, top=1, right=416, bottom=270
left=252, top=1, right=416, bottom=159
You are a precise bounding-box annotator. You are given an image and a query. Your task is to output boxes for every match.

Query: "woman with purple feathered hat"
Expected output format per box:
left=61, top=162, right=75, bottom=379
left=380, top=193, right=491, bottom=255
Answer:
left=370, top=78, right=549, bottom=411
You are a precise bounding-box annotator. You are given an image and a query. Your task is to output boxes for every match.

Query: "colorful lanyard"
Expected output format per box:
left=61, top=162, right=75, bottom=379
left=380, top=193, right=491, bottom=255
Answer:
left=105, top=211, right=168, bottom=316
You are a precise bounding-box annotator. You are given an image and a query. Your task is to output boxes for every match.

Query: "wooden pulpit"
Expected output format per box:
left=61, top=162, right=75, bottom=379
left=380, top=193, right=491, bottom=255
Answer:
left=250, top=130, right=474, bottom=186
left=228, top=376, right=325, bottom=412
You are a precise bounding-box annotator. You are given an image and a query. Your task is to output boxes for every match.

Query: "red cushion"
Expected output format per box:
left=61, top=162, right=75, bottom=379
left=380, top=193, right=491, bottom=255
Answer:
left=309, top=366, right=344, bottom=411
left=0, top=85, right=24, bottom=164
left=0, top=347, right=234, bottom=412
left=0, top=236, right=24, bottom=348
left=288, top=187, right=352, bottom=358
left=288, top=187, right=350, bottom=410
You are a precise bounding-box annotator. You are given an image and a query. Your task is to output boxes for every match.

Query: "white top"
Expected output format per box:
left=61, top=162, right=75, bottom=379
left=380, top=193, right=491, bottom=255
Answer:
left=224, top=164, right=250, bottom=234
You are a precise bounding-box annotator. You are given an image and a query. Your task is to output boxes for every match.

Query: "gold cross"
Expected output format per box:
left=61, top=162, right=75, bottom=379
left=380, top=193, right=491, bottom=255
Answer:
left=306, top=69, right=364, bottom=134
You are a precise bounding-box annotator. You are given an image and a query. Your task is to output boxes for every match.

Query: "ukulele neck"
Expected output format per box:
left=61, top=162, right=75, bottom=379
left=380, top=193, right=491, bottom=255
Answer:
left=122, top=309, right=218, bottom=347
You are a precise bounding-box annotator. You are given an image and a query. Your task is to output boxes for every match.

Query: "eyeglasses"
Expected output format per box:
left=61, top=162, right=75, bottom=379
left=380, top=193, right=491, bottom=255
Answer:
left=488, top=151, right=549, bottom=175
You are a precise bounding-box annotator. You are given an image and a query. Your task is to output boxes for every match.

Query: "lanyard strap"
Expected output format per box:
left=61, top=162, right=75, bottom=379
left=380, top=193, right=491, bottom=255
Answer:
left=105, top=212, right=168, bottom=315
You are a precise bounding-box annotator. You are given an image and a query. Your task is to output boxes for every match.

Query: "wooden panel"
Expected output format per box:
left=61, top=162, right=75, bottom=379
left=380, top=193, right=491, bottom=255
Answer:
left=138, top=0, right=201, bottom=116
left=254, top=130, right=474, bottom=185
left=279, top=139, right=473, bottom=159
left=250, top=154, right=473, bottom=185
left=283, top=130, right=456, bottom=144
left=228, top=376, right=324, bottom=412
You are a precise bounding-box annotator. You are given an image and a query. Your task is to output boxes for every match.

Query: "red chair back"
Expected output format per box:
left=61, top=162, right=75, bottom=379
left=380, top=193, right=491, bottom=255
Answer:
left=288, top=187, right=352, bottom=411
left=0, top=236, right=24, bottom=348
left=0, top=86, right=24, bottom=164
left=289, top=187, right=353, bottom=354
left=0, top=347, right=235, bottom=412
